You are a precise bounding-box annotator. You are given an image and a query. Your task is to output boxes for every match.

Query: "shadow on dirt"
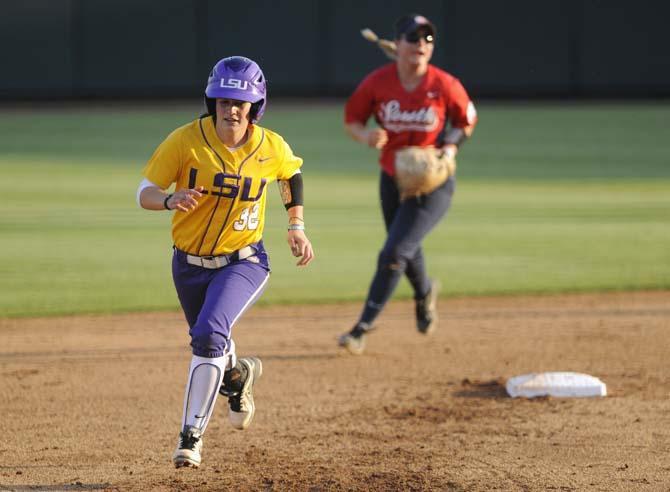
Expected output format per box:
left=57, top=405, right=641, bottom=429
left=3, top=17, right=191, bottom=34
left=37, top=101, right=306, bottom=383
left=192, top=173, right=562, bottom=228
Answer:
left=453, top=378, right=509, bottom=398
left=260, top=353, right=340, bottom=361
left=0, top=484, right=110, bottom=491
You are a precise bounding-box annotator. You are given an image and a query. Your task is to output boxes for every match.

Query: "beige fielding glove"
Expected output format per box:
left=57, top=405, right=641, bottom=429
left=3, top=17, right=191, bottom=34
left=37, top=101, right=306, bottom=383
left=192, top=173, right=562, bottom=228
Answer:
left=394, top=147, right=456, bottom=200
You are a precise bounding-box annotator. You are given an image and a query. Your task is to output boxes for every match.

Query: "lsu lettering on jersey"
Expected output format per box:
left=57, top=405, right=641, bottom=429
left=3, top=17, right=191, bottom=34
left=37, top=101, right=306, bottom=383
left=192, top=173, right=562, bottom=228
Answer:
left=143, top=116, right=302, bottom=256
left=345, top=63, right=477, bottom=176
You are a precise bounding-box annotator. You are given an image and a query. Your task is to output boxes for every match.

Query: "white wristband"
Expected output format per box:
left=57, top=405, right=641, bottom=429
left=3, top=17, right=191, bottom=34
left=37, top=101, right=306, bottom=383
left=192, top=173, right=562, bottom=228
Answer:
left=288, top=224, right=305, bottom=231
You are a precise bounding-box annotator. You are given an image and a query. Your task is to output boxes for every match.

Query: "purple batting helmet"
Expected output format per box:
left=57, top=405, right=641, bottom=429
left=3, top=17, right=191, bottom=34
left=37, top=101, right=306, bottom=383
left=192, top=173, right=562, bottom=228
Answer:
left=205, top=56, right=267, bottom=123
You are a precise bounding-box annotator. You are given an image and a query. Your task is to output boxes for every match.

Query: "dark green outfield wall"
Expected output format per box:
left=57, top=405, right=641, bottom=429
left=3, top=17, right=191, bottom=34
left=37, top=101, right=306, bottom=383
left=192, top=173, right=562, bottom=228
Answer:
left=1, top=0, right=668, bottom=99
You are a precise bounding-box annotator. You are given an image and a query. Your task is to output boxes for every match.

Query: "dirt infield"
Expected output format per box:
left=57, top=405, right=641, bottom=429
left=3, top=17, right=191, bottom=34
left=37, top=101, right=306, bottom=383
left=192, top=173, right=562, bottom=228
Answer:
left=1, top=292, right=669, bottom=491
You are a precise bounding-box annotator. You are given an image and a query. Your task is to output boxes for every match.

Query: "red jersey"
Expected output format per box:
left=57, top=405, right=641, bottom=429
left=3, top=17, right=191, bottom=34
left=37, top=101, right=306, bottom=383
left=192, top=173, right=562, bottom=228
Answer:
left=345, top=63, right=477, bottom=176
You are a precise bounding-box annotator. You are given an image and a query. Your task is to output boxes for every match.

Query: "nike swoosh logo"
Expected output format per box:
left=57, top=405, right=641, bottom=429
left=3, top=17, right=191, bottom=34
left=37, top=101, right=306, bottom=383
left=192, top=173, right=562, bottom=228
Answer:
left=258, top=156, right=273, bottom=162
left=195, top=414, right=206, bottom=419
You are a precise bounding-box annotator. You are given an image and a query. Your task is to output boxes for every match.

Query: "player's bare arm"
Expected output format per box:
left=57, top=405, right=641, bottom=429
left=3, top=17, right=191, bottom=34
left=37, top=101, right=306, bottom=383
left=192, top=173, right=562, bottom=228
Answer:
left=345, top=121, right=388, bottom=149
left=278, top=175, right=314, bottom=267
left=287, top=206, right=314, bottom=267
left=139, top=184, right=204, bottom=212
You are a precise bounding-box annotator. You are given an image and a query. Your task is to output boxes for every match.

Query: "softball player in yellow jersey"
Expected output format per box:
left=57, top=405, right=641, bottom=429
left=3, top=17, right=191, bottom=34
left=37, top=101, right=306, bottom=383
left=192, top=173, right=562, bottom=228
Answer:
left=138, top=56, right=314, bottom=468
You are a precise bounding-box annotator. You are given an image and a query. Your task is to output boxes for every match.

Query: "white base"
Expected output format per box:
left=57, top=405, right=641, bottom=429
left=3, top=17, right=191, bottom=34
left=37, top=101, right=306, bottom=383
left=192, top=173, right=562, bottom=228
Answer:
left=506, top=372, right=607, bottom=398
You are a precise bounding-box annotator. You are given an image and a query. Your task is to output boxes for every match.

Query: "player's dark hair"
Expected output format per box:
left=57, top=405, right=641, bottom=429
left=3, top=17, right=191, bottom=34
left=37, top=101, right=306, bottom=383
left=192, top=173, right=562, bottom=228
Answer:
left=205, top=97, right=216, bottom=122
left=250, top=101, right=263, bottom=121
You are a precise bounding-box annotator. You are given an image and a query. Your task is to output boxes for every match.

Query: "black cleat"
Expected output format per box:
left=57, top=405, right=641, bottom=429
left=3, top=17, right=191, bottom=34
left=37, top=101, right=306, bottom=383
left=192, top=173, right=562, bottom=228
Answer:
left=338, top=323, right=372, bottom=355
left=172, top=425, right=203, bottom=468
left=219, top=357, right=263, bottom=430
left=416, top=279, right=441, bottom=335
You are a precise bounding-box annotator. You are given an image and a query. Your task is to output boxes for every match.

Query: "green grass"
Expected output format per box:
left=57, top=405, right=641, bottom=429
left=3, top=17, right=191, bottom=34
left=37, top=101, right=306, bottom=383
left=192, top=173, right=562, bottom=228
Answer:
left=1, top=102, right=669, bottom=317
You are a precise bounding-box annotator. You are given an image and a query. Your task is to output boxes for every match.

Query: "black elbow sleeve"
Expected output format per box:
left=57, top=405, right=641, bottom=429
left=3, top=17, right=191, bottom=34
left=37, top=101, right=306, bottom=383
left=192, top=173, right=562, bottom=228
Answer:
left=283, top=173, right=304, bottom=210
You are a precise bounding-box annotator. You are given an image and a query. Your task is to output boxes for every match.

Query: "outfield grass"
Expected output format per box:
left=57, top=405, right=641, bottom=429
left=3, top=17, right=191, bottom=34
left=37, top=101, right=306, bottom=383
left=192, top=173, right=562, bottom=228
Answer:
left=1, top=102, right=668, bottom=317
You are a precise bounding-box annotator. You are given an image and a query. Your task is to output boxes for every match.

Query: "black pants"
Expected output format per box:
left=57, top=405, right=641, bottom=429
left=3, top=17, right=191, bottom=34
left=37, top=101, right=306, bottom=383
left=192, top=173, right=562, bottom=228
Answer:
left=358, top=171, right=455, bottom=326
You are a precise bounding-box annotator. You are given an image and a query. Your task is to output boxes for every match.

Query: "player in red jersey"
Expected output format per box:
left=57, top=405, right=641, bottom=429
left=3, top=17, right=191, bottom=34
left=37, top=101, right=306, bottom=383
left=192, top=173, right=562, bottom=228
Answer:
left=339, top=13, right=478, bottom=355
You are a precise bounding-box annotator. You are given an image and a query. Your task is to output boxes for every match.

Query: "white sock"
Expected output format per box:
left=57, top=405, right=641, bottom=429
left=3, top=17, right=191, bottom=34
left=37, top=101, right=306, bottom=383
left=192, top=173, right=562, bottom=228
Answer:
left=181, top=354, right=228, bottom=433
left=227, top=339, right=237, bottom=370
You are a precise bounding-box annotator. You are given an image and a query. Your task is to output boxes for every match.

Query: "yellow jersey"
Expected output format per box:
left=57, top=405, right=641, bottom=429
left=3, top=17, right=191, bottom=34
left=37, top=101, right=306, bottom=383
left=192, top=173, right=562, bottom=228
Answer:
left=143, top=116, right=302, bottom=256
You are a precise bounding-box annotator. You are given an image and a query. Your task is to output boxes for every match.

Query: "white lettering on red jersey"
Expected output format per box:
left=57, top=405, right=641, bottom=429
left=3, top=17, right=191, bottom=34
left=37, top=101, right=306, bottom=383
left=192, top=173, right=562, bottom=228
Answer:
left=378, top=100, right=439, bottom=133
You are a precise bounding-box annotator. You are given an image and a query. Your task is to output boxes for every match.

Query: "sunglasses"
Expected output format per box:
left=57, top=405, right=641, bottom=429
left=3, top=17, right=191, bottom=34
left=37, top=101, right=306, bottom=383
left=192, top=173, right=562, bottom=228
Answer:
left=404, top=31, right=434, bottom=44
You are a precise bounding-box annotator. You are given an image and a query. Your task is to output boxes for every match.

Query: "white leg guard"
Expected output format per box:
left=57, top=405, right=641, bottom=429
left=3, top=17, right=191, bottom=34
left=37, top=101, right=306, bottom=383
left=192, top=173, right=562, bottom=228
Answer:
left=181, top=354, right=228, bottom=432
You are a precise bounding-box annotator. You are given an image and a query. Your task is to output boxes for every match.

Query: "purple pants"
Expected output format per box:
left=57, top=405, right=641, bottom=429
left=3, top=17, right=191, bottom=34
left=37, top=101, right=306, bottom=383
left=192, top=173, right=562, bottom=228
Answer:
left=171, top=243, right=270, bottom=358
